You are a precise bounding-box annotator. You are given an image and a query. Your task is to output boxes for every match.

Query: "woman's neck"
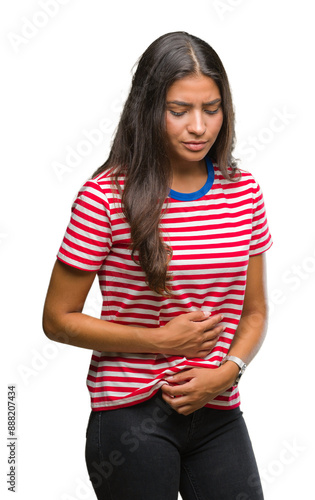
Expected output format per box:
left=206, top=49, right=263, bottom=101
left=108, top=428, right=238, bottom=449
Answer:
left=170, top=159, right=207, bottom=193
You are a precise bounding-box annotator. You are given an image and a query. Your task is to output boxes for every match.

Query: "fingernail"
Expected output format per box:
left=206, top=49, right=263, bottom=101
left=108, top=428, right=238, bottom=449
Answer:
left=203, top=311, right=211, bottom=317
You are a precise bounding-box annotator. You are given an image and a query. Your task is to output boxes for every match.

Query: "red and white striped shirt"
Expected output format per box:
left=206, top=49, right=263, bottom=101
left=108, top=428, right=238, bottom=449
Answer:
left=57, top=158, right=272, bottom=411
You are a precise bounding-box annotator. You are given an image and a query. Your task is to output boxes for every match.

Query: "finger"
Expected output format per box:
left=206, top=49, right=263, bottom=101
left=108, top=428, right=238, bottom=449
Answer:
left=161, top=390, right=185, bottom=406
left=161, top=393, right=193, bottom=415
left=161, top=392, right=178, bottom=409
left=201, top=313, right=225, bottom=329
left=177, top=407, right=194, bottom=416
left=204, top=324, right=225, bottom=339
left=164, top=369, right=193, bottom=385
left=195, top=339, right=222, bottom=357
left=161, top=383, right=184, bottom=397
left=161, top=380, right=190, bottom=397
left=184, top=310, right=211, bottom=322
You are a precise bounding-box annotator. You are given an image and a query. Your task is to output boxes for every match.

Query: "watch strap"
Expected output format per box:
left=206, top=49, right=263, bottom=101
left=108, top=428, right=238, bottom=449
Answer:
left=221, top=355, right=247, bottom=385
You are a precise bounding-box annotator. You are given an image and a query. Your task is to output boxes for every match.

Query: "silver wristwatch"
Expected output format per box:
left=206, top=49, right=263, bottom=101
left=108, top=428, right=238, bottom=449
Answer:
left=221, top=355, right=247, bottom=385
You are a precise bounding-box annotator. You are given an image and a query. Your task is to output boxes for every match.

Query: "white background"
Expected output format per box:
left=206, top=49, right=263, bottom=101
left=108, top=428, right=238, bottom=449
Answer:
left=1, top=1, right=314, bottom=498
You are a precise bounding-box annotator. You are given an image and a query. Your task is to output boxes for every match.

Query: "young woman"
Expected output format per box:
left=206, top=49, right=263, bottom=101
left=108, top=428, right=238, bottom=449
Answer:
left=43, top=31, right=272, bottom=499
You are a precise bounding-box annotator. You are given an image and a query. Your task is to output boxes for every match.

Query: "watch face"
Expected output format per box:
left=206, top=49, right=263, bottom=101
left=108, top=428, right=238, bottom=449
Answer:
left=235, top=364, right=246, bottom=385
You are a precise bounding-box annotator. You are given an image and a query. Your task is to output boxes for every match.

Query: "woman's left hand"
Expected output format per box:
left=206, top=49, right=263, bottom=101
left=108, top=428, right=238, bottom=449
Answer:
left=161, top=365, right=238, bottom=416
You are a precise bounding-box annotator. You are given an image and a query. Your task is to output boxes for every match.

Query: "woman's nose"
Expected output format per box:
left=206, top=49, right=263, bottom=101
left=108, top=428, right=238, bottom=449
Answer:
left=187, top=111, right=206, bottom=136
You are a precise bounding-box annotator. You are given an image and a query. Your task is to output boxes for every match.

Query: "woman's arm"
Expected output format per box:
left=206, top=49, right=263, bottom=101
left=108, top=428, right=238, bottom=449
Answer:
left=161, top=253, right=268, bottom=414
left=42, top=259, right=225, bottom=357
left=221, top=252, right=268, bottom=365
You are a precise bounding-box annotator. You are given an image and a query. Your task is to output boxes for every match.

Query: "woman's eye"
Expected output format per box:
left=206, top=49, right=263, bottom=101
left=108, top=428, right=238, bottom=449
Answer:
left=205, top=108, right=220, bottom=115
left=170, top=110, right=186, bottom=117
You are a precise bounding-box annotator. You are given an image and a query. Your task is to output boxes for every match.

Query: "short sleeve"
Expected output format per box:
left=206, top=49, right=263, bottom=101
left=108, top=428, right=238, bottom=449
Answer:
left=249, top=181, right=273, bottom=256
left=57, top=180, right=112, bottom=271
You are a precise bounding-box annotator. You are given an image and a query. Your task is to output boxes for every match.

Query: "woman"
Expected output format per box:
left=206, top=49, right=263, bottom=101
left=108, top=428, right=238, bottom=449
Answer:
left=43, top=31, right=272, bottom=499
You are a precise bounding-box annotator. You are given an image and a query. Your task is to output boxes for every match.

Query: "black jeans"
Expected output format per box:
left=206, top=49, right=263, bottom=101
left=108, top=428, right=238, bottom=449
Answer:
left=85, top=390, right=264, bottom=500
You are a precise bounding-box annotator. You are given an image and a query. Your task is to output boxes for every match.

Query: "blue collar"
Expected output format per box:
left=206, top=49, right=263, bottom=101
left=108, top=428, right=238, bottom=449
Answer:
left=169, top=157, right=214, bottom=201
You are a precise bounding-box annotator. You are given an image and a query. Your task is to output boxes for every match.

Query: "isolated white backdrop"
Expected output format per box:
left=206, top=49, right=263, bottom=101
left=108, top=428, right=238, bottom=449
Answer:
left=1, top=1, right=314, bottom=499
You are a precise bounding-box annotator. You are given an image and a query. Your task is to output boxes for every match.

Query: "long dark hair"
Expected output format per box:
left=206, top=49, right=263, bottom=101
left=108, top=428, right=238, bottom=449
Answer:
left=93, top=31, right=238, bottom=295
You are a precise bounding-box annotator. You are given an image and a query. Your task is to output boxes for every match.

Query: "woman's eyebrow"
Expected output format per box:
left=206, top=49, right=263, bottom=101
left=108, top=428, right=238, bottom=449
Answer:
left=166, top=98, right=221, bottom=106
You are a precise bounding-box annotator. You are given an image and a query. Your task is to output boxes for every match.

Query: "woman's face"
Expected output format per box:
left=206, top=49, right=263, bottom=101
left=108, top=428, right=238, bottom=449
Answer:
left=165, top=74, right=223, bottom=169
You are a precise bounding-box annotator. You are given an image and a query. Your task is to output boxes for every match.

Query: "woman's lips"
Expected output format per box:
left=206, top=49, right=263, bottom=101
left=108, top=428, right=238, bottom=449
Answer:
left=182, top=141, right=207, bottom=151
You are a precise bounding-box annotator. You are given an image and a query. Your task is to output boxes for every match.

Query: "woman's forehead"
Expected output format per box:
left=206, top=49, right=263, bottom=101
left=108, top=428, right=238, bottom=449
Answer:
left=166, top=74, right=221, bottom=103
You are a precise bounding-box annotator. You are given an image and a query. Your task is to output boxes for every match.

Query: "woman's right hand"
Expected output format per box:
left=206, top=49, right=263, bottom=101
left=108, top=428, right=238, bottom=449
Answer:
left=157, top=311, right=225, bottom=359
left=43, top=261, right=225, bottom=358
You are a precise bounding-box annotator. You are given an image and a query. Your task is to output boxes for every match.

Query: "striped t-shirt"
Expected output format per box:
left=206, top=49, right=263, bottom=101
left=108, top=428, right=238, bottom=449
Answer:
left=57, top=157, right=272, bottom=411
